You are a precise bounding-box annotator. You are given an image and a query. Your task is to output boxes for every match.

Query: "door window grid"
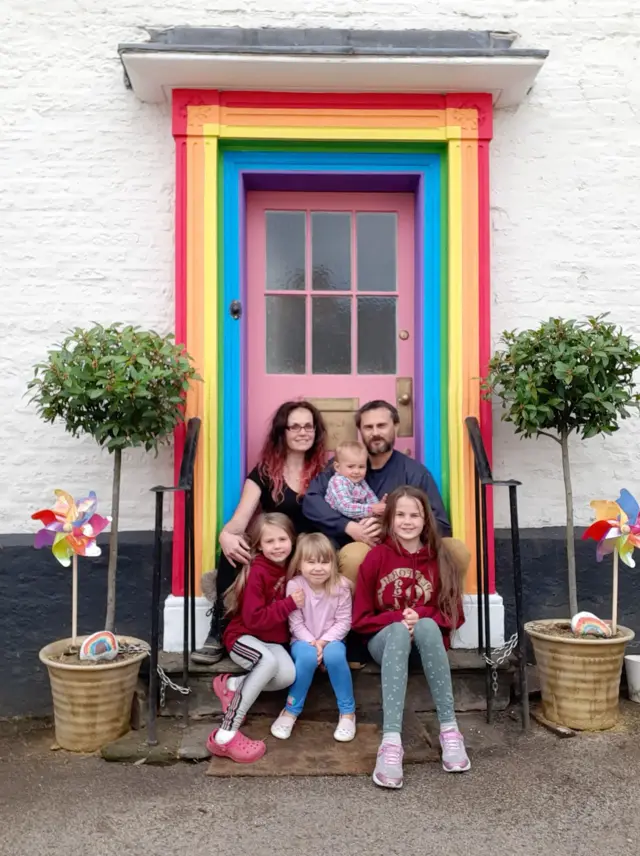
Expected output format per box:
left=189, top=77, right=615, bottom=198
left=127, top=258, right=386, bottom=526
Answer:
left=264, top=209, right=398, bottom=375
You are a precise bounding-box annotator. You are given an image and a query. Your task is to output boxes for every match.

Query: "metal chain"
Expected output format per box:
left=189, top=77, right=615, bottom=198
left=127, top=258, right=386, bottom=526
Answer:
left=482, top=632, right=519, bottom=696
left=157, top=665, right=191, bottom=709
left=117, top=643, right=191, bottom=709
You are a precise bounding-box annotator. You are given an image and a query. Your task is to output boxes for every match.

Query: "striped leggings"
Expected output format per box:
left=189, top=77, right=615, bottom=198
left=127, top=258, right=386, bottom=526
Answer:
left=221, top=635, right=296, bottom=731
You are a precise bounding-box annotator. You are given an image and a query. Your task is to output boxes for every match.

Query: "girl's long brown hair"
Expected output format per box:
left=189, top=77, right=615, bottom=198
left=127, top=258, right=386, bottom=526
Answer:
left=381, top=486, right=463, bottom=628
left=223, top=513, right=296, bottom=616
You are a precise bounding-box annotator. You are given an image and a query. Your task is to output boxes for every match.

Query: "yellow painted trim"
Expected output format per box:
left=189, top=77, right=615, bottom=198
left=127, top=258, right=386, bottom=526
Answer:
left=201, top=136, right=219, bottom=575
left=447, top=141, right=465, bottom=543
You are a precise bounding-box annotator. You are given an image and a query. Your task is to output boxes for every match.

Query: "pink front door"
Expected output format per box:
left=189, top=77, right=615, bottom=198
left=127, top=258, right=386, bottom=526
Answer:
left=246, top=191, right=415, bottom=468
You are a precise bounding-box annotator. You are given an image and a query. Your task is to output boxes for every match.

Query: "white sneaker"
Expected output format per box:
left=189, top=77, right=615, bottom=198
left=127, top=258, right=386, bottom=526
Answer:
left=333, top=715, right=356, bottom=742
left=270, top=711, right=296, bottom=740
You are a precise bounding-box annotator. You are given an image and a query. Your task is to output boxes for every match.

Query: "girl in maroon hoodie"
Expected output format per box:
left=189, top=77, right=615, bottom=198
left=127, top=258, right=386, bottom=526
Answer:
left=206, top=513, right=304, bottom=764
left=352, top=486, right=470, bottom=788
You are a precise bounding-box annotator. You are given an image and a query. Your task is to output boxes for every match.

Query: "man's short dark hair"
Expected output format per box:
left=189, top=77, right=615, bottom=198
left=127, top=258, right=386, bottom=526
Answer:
left=355, top=400, right=400, bottom=429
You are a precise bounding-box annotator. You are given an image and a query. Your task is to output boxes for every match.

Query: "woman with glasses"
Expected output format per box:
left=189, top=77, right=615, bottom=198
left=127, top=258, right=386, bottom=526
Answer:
left=192, top=401, right=327, bottom=664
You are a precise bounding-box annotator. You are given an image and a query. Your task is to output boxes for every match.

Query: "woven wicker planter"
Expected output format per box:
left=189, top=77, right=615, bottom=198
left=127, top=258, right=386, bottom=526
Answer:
left=39, top=636, right=147, bottom=752
left=526, top=619, right=634, bottom=731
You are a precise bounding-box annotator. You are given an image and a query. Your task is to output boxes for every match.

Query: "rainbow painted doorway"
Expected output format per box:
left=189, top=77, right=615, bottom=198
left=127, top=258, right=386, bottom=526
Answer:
left=165, top=90, right=503, bottom=652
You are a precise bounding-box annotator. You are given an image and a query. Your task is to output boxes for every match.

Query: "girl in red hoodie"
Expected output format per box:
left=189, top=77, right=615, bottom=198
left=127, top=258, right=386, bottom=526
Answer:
left=206, top=513, right=304, bottom=764
left=352, top=486, right=469, bottom=788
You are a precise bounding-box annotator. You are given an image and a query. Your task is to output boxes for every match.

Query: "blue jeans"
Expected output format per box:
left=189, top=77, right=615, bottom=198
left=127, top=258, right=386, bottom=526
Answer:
left=286, top=640, right=356, bottom=716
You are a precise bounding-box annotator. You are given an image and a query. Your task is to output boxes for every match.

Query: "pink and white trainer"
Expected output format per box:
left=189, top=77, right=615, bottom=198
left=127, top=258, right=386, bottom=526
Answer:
left=439, top=729, right=471, bottom=772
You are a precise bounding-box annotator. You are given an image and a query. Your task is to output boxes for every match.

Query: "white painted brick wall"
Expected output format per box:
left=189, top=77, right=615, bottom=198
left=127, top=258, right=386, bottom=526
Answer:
left=1, top=1, right=638, bottom=533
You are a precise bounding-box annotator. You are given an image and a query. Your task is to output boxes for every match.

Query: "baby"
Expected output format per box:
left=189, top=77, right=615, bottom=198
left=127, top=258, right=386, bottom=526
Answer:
left=325, top=440, right=386, bottom=520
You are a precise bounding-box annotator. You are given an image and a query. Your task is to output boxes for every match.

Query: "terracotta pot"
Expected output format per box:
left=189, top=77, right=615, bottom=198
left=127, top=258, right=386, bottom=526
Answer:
left=526, top=619, right=634, bottom=731
left=39, top=636, right=148, bottom=752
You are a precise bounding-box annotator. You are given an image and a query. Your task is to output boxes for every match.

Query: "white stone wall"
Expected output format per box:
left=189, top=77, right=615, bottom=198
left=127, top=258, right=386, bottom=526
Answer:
left=1, top=1, right=638, bottom=532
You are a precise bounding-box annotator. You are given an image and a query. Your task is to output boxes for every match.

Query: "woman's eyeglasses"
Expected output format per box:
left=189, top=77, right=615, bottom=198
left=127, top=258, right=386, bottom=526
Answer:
left=286, top=423, right=315, bottom=434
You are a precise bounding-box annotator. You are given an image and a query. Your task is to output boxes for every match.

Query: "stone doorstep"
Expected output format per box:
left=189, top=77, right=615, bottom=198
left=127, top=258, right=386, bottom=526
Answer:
left=149, top=652, right=513, bottom=721
left=105, top=708, right=510, bottom=766
left=156, top=648, right=512, bottom=677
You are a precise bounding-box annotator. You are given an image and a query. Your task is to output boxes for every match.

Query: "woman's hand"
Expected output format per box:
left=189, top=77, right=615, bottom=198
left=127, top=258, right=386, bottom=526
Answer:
left=291, top=588, right=305, bottom=609
left=218, top=529, right=251, bottom=567
left=345, top=518, right=381, bottom=547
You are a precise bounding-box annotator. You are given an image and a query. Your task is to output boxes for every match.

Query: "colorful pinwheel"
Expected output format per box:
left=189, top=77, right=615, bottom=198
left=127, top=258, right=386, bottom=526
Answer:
left=32, top=491, right=110, bottom=646
left=582, top=488, right=640, bottom=569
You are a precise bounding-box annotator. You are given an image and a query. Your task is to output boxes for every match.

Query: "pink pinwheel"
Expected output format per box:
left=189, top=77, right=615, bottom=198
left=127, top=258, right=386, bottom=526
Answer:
left=583, top=488, right=640, bottom=569
left=32, top=490, right=110, bottom=567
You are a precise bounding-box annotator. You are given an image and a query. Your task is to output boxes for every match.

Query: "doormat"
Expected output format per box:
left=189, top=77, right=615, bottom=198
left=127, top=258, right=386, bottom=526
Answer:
left=206, top=715, right=438, bottom=778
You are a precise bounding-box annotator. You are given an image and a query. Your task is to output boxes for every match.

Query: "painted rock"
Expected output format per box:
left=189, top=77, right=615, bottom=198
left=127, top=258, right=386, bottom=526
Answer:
left=79, top=630, right=119, bottom=661
left=571, top=611, right=612, bottom=638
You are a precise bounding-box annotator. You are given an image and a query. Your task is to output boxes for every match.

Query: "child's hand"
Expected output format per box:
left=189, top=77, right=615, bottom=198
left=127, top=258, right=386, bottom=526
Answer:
left=313, top=640, right=327, bottom=664
left=291, top=589, right=305, bottom=608
left=401, top=619, right=414, bottom=638
left=370, top=501, right=386, bottom=517
left=403, top=608, right=419, bottom=629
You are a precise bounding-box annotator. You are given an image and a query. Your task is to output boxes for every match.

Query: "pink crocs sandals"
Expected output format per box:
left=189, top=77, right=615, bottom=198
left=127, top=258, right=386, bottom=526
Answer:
left=206, top=728, right=266, bottom=763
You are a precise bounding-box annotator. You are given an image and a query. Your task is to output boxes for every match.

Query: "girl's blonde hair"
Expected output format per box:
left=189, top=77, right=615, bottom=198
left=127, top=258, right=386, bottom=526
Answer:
left=223, top=512, right=296, bottom=616
left=381, top=486, right=463, bottom=628
left=287, top=532, right=341, bottom=594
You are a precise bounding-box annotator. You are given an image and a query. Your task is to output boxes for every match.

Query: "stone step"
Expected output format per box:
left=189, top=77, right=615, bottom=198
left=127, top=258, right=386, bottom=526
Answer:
left=151, top=649, right=512, bottom=718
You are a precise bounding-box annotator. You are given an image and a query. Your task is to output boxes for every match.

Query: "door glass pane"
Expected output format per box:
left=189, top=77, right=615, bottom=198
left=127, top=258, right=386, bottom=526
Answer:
left=312, top=297, right=351, bottom=374
left=357, top=297, right=396, bottom=374
left=266, top=295, right=306, bottom=373
left=266, top=211, right=305, bottom=290
left=312, top=213, right=351, bottom=291
left=357, top=213, right=397, bottom=292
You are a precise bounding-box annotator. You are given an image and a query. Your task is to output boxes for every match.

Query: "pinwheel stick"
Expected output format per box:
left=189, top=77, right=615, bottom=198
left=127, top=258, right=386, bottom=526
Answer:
left=612, top=548, right=619, bottom=636
left=72, top=553, right=78, bottom=647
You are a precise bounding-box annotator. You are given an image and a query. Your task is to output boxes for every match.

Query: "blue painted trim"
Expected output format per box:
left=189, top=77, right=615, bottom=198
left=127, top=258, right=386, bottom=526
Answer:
left=221, top=149, right=443, bottom=521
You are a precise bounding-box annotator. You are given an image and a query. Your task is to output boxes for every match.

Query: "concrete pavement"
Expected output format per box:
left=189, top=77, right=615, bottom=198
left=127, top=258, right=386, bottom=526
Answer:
left=0, top=711, right=638, bottom=856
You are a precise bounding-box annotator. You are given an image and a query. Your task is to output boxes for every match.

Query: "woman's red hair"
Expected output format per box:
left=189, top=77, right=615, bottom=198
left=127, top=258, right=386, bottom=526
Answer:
left=258, top=400, right=327, bottom=502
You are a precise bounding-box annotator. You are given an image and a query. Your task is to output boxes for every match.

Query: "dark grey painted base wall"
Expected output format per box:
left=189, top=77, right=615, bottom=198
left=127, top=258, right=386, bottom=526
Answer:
left=0, top=533, right=172, bottom=718
left=1, top=527, right=637, bottom=717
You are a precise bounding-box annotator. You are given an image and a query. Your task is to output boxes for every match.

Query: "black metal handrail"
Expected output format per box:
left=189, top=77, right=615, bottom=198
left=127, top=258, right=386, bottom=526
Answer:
left=465, top=416, right=528, bottom=730
left=147, top=417, right=201, bottom=745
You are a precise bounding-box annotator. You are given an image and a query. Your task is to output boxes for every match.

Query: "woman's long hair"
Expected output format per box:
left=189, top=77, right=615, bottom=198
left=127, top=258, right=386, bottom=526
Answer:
left=258, top=400, right=327, bottom=503
left=287, top=532, right=341, bottom=595
left=223, top=512, right=296, bottom=616
left=381, top=486, right=463, bottom=628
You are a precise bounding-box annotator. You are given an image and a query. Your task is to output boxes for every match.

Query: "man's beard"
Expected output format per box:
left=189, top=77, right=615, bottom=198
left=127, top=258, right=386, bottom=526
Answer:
left=365, top=436, right=394, bottom=456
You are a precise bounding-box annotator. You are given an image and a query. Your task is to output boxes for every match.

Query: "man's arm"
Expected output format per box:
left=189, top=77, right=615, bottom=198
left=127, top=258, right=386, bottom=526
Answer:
left=408, top=464, right=452, bottom=538
left=302, top=468, right=352, bottom=541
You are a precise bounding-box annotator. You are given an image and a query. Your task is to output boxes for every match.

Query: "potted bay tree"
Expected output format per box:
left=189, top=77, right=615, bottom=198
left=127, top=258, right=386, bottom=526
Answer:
left=484, top=315, right=640, bottom=730
left=28, top=323, right=199, bottom=751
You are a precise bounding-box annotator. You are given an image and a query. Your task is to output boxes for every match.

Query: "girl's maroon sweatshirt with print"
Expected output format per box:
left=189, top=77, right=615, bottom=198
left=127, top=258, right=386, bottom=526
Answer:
left=223, top=553, right=297, bottom=652
left=351, top=537, right=463, bottom=649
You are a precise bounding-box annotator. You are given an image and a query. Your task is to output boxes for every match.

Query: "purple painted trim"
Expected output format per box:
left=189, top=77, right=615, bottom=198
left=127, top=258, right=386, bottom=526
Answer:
left=238, top=167, right=424, bottom=473
left=414, top=176, right=425, bottom=462
left=244, top=171, right=419, bottom=193
left=239, top=171, right=248, bottom=481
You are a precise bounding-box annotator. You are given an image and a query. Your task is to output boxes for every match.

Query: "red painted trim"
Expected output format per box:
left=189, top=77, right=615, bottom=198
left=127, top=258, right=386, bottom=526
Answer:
left=478, top=139, right=495, bottom=590
left=222, top=91, right=447, bottom=110
left=172, top=134, right=188, bottom=595
left=446, top=93, right=493, bottom=141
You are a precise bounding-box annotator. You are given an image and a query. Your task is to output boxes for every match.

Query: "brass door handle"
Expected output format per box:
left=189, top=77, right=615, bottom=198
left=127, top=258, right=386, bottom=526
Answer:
left=398, top=393, right=411, bottom=406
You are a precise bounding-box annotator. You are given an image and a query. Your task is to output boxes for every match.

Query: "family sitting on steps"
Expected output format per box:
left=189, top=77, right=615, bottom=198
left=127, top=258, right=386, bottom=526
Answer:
left=195, top=398, right=471, bottom=789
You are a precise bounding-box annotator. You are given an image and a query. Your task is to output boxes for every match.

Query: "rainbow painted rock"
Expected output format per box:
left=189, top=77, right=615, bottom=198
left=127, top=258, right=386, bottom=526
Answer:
left=571, top=612, right=613, bottom=638
left=79, top=631, right=119, bottom=662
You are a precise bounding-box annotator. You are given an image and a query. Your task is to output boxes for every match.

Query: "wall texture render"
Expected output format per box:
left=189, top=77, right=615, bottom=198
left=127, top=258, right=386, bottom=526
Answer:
left=1, top=1, right=639, bottom=535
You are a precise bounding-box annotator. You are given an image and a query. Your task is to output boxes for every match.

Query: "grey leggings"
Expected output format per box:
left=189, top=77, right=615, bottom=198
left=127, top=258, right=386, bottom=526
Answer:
left=222, top=635, right=296, bottom=731
left=368, top=618, right=456, bottom=734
